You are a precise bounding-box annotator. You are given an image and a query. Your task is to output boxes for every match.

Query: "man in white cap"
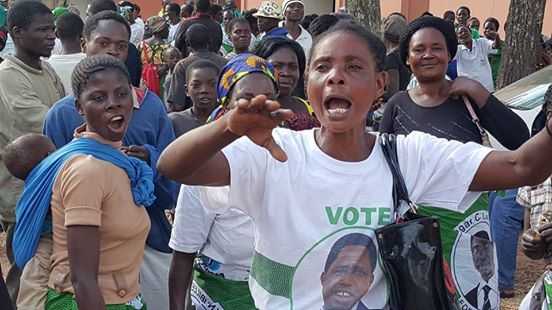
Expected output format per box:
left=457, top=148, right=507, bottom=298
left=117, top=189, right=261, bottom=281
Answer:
left=254, top=0, right=288, bottom=39
left=281, top=0, right=312, bottom=59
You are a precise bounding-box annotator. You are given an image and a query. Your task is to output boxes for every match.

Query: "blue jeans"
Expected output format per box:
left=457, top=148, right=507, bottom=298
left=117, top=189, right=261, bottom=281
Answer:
left=489, top=189, right=524, bottom=290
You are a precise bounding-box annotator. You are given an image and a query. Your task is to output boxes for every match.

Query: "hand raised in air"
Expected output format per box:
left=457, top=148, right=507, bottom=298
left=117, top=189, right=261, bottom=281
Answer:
left=226, top=95, right=294, bottom=162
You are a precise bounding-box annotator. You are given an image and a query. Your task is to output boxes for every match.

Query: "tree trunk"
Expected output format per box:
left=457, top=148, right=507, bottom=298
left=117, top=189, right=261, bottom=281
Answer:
left=497, top=0, right=546, bottom=89
left=345, top=0, right=382, bottom=37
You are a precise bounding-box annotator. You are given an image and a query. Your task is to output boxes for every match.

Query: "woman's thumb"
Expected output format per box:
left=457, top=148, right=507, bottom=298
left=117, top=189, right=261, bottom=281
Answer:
left=262, top=137, right=288, bottom=162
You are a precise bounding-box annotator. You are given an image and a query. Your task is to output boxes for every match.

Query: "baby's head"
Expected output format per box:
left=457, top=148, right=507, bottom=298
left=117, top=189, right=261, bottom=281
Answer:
left=2, top=134, right=56, bottom=180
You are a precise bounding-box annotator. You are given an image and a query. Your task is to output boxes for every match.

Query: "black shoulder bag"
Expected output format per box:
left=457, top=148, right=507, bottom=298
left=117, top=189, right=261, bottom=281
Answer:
left=376, top=134, right=458, bottom=310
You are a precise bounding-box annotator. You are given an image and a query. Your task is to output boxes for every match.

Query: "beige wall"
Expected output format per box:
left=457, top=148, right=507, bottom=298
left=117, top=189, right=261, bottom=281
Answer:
left=239, top=0, right=262, bottom=11
left=303, top=0, right=334, bottom=15
left=380, top=0, right=402, bottom=17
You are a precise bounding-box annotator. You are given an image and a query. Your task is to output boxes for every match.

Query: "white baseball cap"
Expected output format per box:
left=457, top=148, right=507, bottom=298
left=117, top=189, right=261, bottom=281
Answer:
left=282, top=0, right=304, bottom=14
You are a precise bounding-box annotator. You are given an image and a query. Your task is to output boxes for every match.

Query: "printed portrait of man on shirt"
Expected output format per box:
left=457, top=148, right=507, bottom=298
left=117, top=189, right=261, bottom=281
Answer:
left=464, top=230, right=499, bottom=310
left=320, top=233, right=379, bottom=310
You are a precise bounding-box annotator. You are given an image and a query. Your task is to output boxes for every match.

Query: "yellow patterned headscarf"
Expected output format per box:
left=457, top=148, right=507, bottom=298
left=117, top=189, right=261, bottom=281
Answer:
left=217, top=53, right=277, bottom=107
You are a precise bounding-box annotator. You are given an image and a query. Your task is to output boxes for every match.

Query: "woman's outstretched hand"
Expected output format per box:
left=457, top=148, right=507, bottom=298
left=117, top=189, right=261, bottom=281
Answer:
left=226, top=95, right=294, bottom=162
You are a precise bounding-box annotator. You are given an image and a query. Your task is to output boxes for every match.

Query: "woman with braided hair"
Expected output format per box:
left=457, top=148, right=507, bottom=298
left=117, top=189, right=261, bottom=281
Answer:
left=43, top=11, right=178, bottom=309
left=13, top=55, right=154, bottom=310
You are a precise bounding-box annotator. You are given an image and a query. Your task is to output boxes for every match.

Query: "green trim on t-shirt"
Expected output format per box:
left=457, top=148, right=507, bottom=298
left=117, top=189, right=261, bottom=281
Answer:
left=417, top=194, right=489, bottom=256
left=193, top=267, right=255, bottom=309
left=251, top=251, right=295, bottom=298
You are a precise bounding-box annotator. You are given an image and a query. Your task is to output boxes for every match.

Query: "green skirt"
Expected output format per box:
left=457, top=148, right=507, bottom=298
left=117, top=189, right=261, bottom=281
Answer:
left=192, top=267, right=255, bottom=310
left=45, top=289, right=147, bottom=310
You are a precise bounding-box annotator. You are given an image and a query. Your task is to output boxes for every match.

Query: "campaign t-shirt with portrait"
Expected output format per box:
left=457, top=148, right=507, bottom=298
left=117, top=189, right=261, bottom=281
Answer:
left=417, top=196, right=499, bottom=310
left=218, top=128, right=492, bottom=310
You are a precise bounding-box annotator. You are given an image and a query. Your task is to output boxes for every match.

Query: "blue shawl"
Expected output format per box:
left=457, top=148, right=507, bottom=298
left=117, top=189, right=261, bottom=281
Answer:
left=13, top=137, right=156, bottom=268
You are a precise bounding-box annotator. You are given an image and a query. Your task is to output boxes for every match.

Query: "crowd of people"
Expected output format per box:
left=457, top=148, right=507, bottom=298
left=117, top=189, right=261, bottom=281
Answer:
left=0, top=0, right=551, bottom=309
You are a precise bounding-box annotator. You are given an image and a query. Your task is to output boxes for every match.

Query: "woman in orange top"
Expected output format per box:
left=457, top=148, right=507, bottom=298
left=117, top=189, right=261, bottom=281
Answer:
left=46, top=55, right=151, bottom=310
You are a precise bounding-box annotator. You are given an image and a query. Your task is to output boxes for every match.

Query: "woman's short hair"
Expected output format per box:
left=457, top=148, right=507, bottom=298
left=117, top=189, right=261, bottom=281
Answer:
left=254, top=36, right=306, bottom=80
left=310, top=21, right=386, bottom=72
left=399, top=16, right=458, bottom=67
left=225, top=17, right=250, bottom=35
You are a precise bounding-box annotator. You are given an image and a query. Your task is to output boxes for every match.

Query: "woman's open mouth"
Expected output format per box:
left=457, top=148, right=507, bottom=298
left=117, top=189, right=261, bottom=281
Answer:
left=108, top=115, right=126, bottom=132
left=324, top=95, right=352, bottom=121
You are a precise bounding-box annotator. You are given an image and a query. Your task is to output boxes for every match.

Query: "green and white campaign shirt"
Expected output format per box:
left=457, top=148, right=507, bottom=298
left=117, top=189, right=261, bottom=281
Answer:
left=170, top=186, right=254, bottom=281
left=170, top=186, right=256, bottom=310
left=418, top=195, right=500, bottom=310
left=220, top=128, right=492, bottom=310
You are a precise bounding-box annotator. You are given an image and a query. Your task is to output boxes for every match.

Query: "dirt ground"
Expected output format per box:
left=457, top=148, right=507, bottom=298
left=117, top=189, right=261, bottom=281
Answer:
left=0, top=233, right=546, bottom=309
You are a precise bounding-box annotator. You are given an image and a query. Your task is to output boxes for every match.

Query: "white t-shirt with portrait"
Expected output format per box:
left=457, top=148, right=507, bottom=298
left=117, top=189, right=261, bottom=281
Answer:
left=220, top=128, right=491, bottom=310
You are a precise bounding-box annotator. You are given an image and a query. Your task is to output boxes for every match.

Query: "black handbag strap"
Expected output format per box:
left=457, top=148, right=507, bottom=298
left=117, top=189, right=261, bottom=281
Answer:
left=379, top=133, right=417, bottom=221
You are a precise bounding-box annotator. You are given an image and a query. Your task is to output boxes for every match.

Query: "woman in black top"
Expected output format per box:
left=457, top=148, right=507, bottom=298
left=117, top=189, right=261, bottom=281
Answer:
left=380, top=17, right=529, bottom=148
left=379, top=17, right=530, bottom=309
